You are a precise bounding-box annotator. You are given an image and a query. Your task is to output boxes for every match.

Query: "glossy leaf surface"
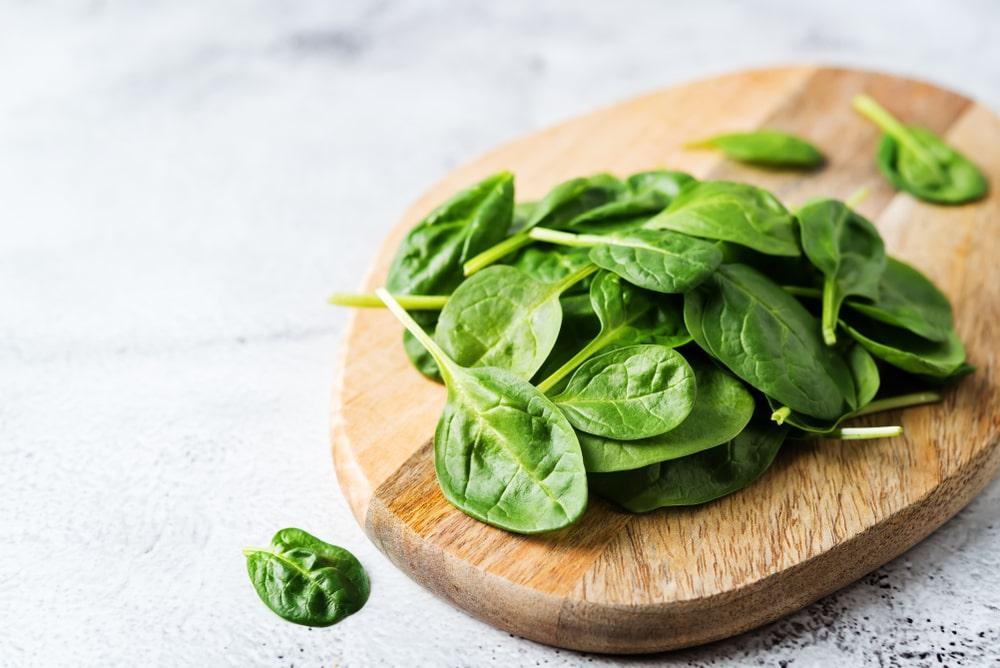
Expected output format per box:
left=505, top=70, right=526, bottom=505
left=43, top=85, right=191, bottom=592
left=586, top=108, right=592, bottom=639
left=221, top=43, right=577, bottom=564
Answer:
left=588, top=229, right=722, bottom=294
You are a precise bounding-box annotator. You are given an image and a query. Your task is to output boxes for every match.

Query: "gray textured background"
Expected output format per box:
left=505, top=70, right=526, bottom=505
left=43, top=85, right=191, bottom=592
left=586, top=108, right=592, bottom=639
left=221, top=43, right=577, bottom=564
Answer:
left=2, top=1, right=998, bottom=666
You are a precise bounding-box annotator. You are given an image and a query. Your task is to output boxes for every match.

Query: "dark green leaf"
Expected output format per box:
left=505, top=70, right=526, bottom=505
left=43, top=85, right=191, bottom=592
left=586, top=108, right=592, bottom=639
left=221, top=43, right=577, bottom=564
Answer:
left=523, top=173, right=627, bottom=231
left=579, top=359, right=754, bottom=472
left=841, top=314, right=966, bottom=379
left=245, top=528, right=369, bottom=627
left=588, top=229, right=722, bottom=294
left=552, top=344, right=696, bottom=440
left=797, top=199, right=886, bottom=344
left=590, top=413, right=786, bottom=512
left=845, top=257, right=953, bottom=342
left=646, top=180, right=800, bottom=256
left=689, top=130, right=824, bottom=168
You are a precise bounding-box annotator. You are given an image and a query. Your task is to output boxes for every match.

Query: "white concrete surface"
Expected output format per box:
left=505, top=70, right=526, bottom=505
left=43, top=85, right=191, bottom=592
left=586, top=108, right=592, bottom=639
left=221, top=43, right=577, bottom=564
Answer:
left=2, top=1, right=998, bottom=666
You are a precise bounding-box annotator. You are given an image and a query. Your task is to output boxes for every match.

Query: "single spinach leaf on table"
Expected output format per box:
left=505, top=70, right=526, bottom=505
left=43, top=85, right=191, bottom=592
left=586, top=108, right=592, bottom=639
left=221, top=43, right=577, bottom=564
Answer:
left=551, top=344, right=696, bottom=440
left=853, top=95, right=987, bottom=204
left=590, top=413, right=786, bottom=512
left=645, top=180, right=800, bottom=257
left=797, top=198, right=886, bottom=345
left=579, top=359, right=755, bottom=472
left=435, top=263, right=596, bottom=379
left=244, top=528, right=370, bottom=627
left=684, top=263, right=856, bottom=420
left=586, top=229, right=723, bottom=294
left=537, top=271, right=689, bottom=392
left=768, top=344, right=880, bottom=433
left=687, top=130, right=825, bottom=169
left=378, top=289, right=588, bottom=534
left=840, top=313, right=967, bottom=379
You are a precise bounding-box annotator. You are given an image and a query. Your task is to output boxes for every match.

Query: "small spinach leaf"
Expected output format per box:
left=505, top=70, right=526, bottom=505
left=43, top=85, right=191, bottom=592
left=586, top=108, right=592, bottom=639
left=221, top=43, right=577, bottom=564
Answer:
left=379, top=289, right=588, bottom=534
left=590, top=412, right=786, bottom=512
left=797, top=199, right=886, bottom=345
left=684, top=263, right=856, bottom=420
left=587, top=229, right=723, bottom=294
left=840, top=314, right=967, bottom=379
left=853, top=95, right=987, bottom=204
left=435, top=263, right=595, bottom=378
left=244, top=528, right=370, bottom=627
left=551, top=344, right=696, bottom=440
left=579, top=359, right=754, bottom=472
left=523, top=173, right=627, bottom=231
left=509, top=245, right=593, bottom=285
left=646, top=180, right=800, bottom=257
left=687, top=130, right=824, bottom=168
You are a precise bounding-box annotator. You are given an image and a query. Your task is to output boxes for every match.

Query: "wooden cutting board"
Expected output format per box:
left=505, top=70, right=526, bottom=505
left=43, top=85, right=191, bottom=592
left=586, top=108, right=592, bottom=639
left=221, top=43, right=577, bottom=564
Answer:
left=330, top=66, right=1000, bottom=654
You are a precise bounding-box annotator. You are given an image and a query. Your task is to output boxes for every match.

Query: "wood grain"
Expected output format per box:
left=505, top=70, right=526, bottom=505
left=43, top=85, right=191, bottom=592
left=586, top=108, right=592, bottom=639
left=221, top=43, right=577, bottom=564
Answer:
left=330, top=67, right=1000, bottom=653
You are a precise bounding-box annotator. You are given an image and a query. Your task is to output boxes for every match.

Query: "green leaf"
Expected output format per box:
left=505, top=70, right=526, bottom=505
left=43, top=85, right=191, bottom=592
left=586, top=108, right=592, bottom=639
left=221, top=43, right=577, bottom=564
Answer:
left=688, top=130, right=824, bottom=168
left=625, top=169, right=696, bottom=199
left=587, top=229, right=722, bottom=294
left=797, top=199, right=886, bottom=345
left=522, top=173, right=627, bottom=231
left=508, top=245, right=594, bottom=286
left=379, top=290, right=588, bottom=534
left=646, top=180, right=800, bottom=256
left=589, top=412, right=786, bottom=512
left=579, top=359, right=754, bottom=472
left=551, top=345, right=696, bottom=440
left=841, top=314, right=967, bottom=379
left=244, top=528, right=369, bottom=627
left=435, top=264, right=595, bottom=378
left=853, top=95, right=987, bottom=205
left=684, top=263, right=856, bottom=420
left=845, top=257, right=954, bottom=343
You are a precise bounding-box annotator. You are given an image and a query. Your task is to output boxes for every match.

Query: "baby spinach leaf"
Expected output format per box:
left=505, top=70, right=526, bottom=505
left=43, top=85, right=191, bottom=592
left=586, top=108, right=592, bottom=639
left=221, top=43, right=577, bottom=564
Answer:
left=768, top=344, right=880, bottom=433
left=244, top=528, right=369, bottom=627
left=509, top=245, right=593, bottom=285
left=387, top=171, right=513, bottom=296
left=551, top=344, right=696, bottom=440
left=840, top=314, right=967, bottom=379
left=563, top=170, right=696, bottom=234
left=523, top=173, right=627, bottom=231
left=797, top=198, right=886, bottom=345
left=537, top=271, right=689, bottom=392
left=587, top=229, right=723, bottom=294
left=646, top=180, right=800, bottom=257
left=435, top=263, right=596, bottom=379
left=845, top=257, right=954, bottom=342
left=687, top=130, right=824, bottom=168
left=403, top=317, right=442, bottom=382
left=625, top=169, right=696, bottom=200
left=590, top=413, right=786, bottom=512
left=532, top=293, right=601, bottom=384
left=378, top=289, right=588, bottom=534
left=853, top=95, right=987, bottom=204
left=684, top=263, right=856, bottom=420
left=579, top=359, right=754, bottom=472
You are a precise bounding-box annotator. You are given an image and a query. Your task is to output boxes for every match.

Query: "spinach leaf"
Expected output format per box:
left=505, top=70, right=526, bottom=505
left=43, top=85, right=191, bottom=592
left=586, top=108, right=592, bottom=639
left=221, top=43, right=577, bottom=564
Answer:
left=853, top=95, right=987, bottom=204
left=646, top=180, right=800, bottom=257
left=529, top=227, right=722, bottom=293
left=841, top=314, right=967, bottom=379
left=563, top=170, right=696, bottom=234
left=551, top=344, right=696, bottom=440
left=532, top=293, right=601, bottom=384
left=684, top=263, right=856, bottom=420
left=845, top=257, right=954, bottom=342
left=687, top=130, right=824, bottom=168
left=378, top=289, right=588, bottom=533
left=625, top=169, right=696, bottom=200
left=435, top=263, right=596, bottom=378
left=538, top=271, right=689, bottom=392
left=768, top=344, right=880, bottom=433
left=797, top=199, right=886, bottom=345
left=579, top=359, right=754, bottom=472
left=509, top=245, right=593, bottom=285
left=403, top=318, right=441, bottom=382
left=244, top=528, right=369, bottom=627
left=590, top=413, right=786, bottom=512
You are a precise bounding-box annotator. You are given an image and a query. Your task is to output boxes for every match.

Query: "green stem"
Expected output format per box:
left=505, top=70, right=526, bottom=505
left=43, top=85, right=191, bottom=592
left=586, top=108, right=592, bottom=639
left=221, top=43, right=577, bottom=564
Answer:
left=552, top=262, right=598, bottom=294
left=537, top=333, right=609, bottom=394
left=845, top=186, right=871, bottom=209
left=821, top=279, right=838, bottom=345
left=852, top=95, right=944, bottom=182
left=853, top=392, right=941, bottom=417
left=463, top=232, right=533, bottom=276
left=242, top=547, right=268, bottom=557
left=782, top=285, right=822, bottom=298
left=376, top=288, right=457, bottom=380
left=528, top=227, right=605, bottom=248
left=823, top=425, right=903, bottom=440
left=771, top=406, right=792, bottom=425
left=328, top=293, right=448, bottom=310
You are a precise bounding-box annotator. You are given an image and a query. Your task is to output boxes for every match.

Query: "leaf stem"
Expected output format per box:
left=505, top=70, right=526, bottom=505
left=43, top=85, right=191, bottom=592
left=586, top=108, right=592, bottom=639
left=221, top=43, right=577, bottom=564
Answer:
left=845, top=186, right=871, bottom=209
left=376, top=288, right=457, bottom=379
left=463, top=232, right=533, bottom=276
left=821, top=279, right=838, bottom=345
left=528, top=227, right=605, bottom=248
left=852, top=94, right=944, bottom=182
left=536, top=334, right=608, bottom=394
left=328, top=293, right=448, bottom=310
left=242, top=547, right=268, bottom=556
left=824, top=425, right=903, bottom=440
left=782, top=285, right=822, bottom=298
left=853, top=392, right=941, bottom=417
left=770, top=406, right=792, bottom=425
left=552, top=262, right=598, bottom=294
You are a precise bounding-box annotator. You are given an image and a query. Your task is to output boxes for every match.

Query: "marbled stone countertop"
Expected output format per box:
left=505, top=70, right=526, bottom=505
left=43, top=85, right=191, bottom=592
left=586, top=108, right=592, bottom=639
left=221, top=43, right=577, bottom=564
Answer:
left=2, top=1, right=998, bottom=666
